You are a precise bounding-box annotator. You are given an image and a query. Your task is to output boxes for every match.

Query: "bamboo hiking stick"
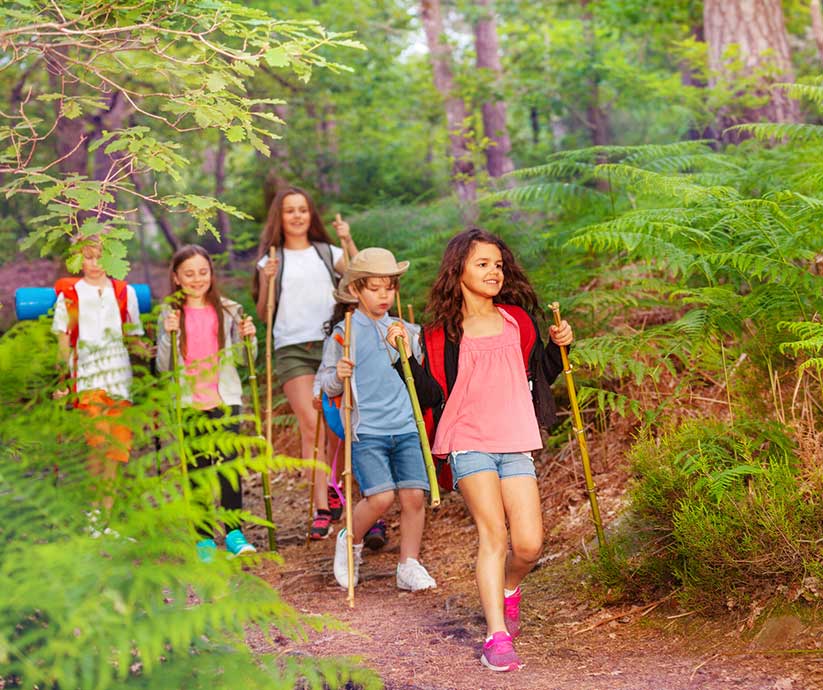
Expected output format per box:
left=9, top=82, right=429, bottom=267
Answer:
left=243, top=313, right=276, bottom=551
left=342, top=310, right=355, bottom=607
left=264, top=246, right=276, bottom=497
left=305, top=408, right=322, bottom=545
left=395, top=336, right=440, bottom=507
left=170, top=328, right=190, bottom=505
left=407, top=304, right=415, bottom=324
left=550, top=302, right=606, bottom=548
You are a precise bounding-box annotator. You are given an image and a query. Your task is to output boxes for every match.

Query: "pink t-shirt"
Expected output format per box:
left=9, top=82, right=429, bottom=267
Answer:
left=432, top=308, right=543, bottom=455
left=182, top=305, right=222, bottom=410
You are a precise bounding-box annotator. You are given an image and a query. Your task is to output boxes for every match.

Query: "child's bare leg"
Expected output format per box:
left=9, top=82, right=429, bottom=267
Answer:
left=397, top=488, right=426, bottom=562
left=459, top=471, right=508, bottom=636
left=501, top=476, right=544, bottom=590
left=351, top=490, right=394, bottom=543
left=283, top=375, right=330, bottom=510
left=87, top=454, right=117, bottom=513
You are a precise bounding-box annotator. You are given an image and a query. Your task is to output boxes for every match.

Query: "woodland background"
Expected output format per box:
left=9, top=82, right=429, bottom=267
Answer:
left=3, top=1, right=823, bottom=688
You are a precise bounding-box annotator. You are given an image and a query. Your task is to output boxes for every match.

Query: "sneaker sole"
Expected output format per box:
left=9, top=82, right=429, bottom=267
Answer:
left=396, top=579, right=437, bottom=592
left=310, top=527, right=334, bottom=541
left=363, top=535, right=386, bottom=551
left=480, top=656, right=523, bottom=672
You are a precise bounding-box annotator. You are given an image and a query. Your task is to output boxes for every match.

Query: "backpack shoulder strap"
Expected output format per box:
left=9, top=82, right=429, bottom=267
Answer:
left=111, top=279, right=129, bottom=327
left=312, top=241, right=339, bottom=287
left=499, top=304, right=536, bottom=372
left=54, top=277, right=81, bottom=347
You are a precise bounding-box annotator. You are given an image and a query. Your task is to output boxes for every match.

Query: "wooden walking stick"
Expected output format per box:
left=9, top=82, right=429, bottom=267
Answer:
left=407, top=304, right=415, bottom=324
left=243, top=312, right=276, bottom=551
left=550, top=302, right=606, bottom=548
left=305, top=408, right=322, bottom=545
left=170, top=327, right=190, bottom=505
left=342, top=310, right=355, bottom=607
left=263, top=247, right=277, bottom=539
left=395, top=336, right=440, bottom=507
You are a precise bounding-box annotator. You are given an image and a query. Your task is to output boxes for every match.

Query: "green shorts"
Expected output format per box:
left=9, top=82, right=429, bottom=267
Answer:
left=274, top=341, right=324, bottom=385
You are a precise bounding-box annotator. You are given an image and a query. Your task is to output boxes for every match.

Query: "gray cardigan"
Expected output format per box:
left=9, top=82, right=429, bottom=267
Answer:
left=156, top=297, right=257, bottom=407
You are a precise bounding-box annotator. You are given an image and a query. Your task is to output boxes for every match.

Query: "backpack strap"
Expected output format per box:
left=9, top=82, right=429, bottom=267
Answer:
left=111, top=279, right=130, bottom=328
left=498, top=304, right=535, bottom=374
left=54, top=277, right=81, bottom=348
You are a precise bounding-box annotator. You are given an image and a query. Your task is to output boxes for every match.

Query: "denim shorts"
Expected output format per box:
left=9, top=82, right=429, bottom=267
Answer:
left=352, top=432, right=429, bottom=496
left=448, top=451, right=536, bottom=487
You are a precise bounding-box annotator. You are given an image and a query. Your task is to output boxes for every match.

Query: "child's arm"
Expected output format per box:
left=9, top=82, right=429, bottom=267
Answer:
left=315, top=329, right=345, bottom=398
left=51, top=293, right=71, bottom=397
left=155, top=307, right=176, bottom=372
left=386, top=321, right=444, bottom=410
left=255, top=254, right=279, bottom=322
left=330, top=215, right=358, bottom=273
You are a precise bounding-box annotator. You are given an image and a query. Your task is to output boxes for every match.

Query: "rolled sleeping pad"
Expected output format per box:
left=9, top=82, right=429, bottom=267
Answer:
left=322, top=391, right=345, bottom=439
left=14, top=283, right=152, bottom=321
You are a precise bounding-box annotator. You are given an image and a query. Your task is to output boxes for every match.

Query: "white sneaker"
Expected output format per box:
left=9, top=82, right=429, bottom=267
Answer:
left=333, top=528, right=363, bottom=589
left=396, top=558, right=437, bottom=591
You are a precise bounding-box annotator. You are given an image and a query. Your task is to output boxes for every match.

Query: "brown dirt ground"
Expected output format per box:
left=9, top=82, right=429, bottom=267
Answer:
left=240, top=413, right=823, bottom=690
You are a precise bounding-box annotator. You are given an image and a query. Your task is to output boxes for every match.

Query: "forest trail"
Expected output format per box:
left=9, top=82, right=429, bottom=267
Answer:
left=244, top=434, right=823, bottom=690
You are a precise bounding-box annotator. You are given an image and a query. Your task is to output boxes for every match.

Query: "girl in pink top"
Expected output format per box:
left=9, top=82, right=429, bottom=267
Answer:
left=157, top=245, right=258, bottom=561
left=388, top=228, right=573, bottom=673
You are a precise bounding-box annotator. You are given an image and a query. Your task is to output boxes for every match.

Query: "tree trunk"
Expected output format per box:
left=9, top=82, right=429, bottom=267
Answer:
left=811, top=0, right=823, bottom=63
left=316, top=104, right=341, bottom=197
left=472, top=0, right=514, bottom=179
left=420, top=0, right=477, bottom=210
left=704, top=0, right=799, bottom=133
left=581, top=0, right=610, bottom=148
left=214, top=132, right=234, bottom=268
left=130, top=172, right=180, bottom=251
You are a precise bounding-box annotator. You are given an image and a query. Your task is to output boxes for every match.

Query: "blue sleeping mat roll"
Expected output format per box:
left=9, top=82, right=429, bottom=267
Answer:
left=14, top=283, right=152, bottom=321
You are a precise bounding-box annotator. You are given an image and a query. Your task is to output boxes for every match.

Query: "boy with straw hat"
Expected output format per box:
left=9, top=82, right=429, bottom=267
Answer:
left=315, top=248, right=437, bottom=592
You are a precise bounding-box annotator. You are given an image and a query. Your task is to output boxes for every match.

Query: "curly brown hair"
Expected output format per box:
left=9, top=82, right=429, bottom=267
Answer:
left=252, top=186, right=333, bottom=301
left=427, top=228, right=540, bottom=342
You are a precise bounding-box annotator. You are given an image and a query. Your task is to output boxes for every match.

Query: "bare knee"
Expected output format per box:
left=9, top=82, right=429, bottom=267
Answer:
left=367, top=490, right=395, bottom=514
left=512, top=534, right=543, bottom=565
left=477, top=525, right=509, bottom=560
left=398, top=489, right=425, bottom=512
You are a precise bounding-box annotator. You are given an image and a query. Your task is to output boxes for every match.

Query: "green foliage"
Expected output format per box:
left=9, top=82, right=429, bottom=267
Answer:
left=0, top=0, right=363, bottom=273
left=0, top=319, right=379, bottom=689
left=590, top=418, right=821, bottom=609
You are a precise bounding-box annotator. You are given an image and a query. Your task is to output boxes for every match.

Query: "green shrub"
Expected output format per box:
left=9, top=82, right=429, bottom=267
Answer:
left=590, top=418, right=823, bottom=610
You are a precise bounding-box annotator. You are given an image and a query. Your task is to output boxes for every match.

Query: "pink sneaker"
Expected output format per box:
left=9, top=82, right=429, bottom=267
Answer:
left=504, top=586, right=522, bottom=638
left=481, top=631, right=523, bottom=672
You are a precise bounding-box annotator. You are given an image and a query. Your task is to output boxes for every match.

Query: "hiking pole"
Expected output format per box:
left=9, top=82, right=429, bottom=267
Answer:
left=170, top=328, right=190, bottom=505
left=550, top=302, right=606, bottom=549
left=407, top=304, right=415, bottom=324
left=242, top=311, right=276, bottom=552
left=342, top=310, right=355, bottom=607
left=305, top=408, right=322, bottom=546
left=395, top=335, right=440, bottom=507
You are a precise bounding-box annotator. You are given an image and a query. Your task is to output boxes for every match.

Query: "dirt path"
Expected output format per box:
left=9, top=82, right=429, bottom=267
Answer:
left=244, top=469, right=823, bottom=690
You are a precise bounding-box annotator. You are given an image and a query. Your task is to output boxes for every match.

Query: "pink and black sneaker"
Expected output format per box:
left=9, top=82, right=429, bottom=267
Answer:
left=504, top=586, right=522, bottom=638
left=310, top=509, right=333, bottom=540
left=327, top=485, right=343, bottom=522
left=481, top=631, right=523, bottom=672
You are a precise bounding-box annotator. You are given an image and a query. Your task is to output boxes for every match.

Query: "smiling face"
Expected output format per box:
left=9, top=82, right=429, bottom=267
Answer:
left=173, top=253, right=213, bottom=304
left=460, top=241, right=504, bottom=300
left=350, top=276, right=397, bottom=320
left=281, top=193, right=311, bottom=244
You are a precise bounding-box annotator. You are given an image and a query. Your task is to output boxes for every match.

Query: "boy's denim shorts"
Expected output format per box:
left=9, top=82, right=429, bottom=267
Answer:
left=448, top=451, right=536, bottom=487
left=352, top=432, right=429, bottom=496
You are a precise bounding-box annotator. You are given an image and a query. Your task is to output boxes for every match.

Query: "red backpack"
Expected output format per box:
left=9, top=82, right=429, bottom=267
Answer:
left=422, top=304, right=537, bottom=492
left=54, top=277, right=130, bottom=390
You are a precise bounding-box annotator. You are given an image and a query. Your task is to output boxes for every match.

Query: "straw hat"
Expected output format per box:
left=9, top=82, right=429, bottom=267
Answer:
left=334, top=247, right=410, bottom=304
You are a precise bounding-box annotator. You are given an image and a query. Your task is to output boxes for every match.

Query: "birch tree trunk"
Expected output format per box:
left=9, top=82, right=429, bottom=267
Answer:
left=704, top=0, right=799, bottom=132
left=811, top=0, right=823, bottom=63
left=420, top=0, right=477, bottom=208
left=214, top=133, right=234, bottom=268
left=472, top=0, right=513, bottom=179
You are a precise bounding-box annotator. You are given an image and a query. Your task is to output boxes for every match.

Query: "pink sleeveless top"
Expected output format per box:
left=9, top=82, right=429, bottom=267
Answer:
left=183, top=305, right=222, bottom=410
left=432, top=308, right=542, bottom=455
